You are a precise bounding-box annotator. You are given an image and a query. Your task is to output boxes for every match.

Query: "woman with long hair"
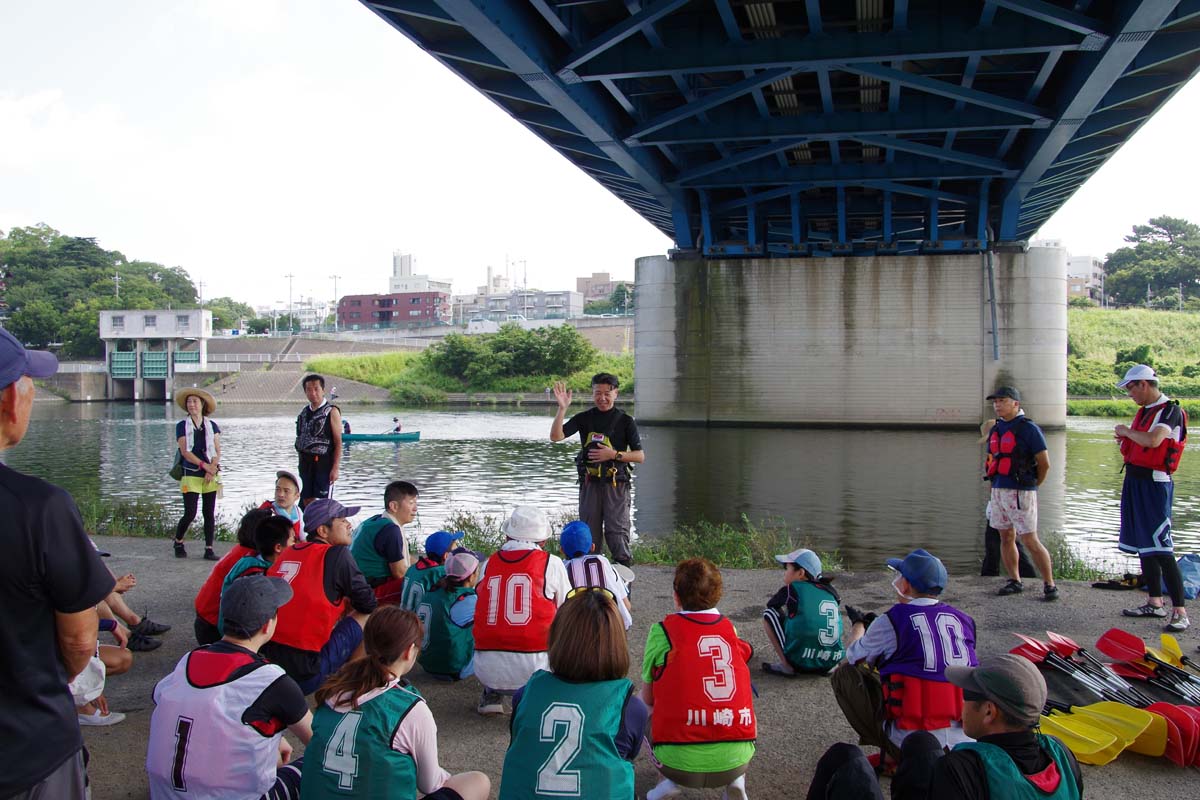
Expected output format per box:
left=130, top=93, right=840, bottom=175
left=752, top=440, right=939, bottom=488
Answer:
left=499, top=589, right=648, bottom=799
left=301, top=607, right=490, bottom=800
left=172, top=388, right=221, bottom=560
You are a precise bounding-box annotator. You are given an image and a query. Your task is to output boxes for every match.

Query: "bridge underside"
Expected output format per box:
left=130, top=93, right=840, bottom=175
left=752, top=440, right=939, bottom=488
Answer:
left=363, top=0, right=1200, bottom=256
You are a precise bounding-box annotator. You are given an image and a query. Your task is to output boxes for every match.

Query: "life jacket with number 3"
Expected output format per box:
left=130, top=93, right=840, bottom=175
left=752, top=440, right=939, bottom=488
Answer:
left=1120, top=400, right=1188, bottom=474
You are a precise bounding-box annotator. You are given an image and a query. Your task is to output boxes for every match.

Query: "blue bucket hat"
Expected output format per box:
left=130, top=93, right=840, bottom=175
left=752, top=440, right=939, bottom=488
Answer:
left=886, top=548, right=948, bottom=595
left=559, top=521, right=593, bottom=558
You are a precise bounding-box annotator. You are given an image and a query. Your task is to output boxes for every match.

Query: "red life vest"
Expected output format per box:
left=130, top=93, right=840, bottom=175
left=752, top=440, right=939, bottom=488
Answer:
left=194, top=545, right=258, bottom=624
left=649, top=614, right=757, bottom=746
left=474, top=549, right=557, bottom=653
left=257, top=500, right=302, bottom=539
left=882, top=673, right=965, bottom=730
left=985, top=418, right=1036, bottom=485
left=1121, top=400, right=1188, bottom=474
left=266, top=542, right=343, bottom=652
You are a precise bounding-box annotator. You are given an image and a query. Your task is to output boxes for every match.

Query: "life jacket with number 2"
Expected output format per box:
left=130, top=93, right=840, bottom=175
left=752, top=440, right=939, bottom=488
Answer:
left=1120, top=400, right=1188, bottom=474
left=985, top=417, right=1037, bottom=487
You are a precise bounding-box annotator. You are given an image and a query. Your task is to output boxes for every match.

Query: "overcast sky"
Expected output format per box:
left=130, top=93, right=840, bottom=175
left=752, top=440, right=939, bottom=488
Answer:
left=2, top=1, right=1197, bottom=308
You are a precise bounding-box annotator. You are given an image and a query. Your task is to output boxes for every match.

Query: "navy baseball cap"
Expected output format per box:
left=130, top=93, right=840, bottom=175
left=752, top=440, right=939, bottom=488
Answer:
left=0, top=328, right=58, bottom=389
left=303, top=498, right=360, bottom=534
left=986, top=386, right=1021, bottom=402
left=559, top=520, right=593, bottom=558
left=424, top=530, right=464, bottom=557
left=886, top=548, right=948, bottom=595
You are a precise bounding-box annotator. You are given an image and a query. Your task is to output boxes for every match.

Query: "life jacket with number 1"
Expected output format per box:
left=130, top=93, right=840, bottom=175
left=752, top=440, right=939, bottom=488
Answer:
left=1120, top=399, right=1188, bottom=475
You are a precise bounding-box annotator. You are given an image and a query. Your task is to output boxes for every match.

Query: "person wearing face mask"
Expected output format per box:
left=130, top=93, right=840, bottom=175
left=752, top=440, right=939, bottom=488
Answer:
left=831, top=549, right=978, bottom=773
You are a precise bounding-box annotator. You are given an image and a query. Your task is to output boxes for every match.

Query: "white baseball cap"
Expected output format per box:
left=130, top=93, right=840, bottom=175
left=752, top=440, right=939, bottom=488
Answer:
left=1117, top=364, right=1158, bottom=388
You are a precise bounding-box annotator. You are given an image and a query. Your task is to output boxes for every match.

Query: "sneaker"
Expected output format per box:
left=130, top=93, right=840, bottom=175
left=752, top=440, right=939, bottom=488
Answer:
left=998, top=579, right=1024, bottom=596
left=203, top=548, right=219, bottom=562
left=78, top=709, right=125, bottom=727
left=173, top=541, right=187, bottom=558
left=1166, top=613, right=1190, bottom=632
left=128, top=633, right=163, bottom=652
left=477, top=689, right=505, bottom=717
left=131, top=615, right=172, bottom=637
left=1122, top=603, right=1168, bottom=618
left=1042, top=584, right=1060, bottom=601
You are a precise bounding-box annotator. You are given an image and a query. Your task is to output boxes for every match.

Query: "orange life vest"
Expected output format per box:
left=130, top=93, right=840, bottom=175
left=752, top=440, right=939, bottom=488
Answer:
left=1121, top=400, right=1187, bottom=475
left=266, top=542, right=344, bottom=652
left=882, top=673, right=965, bottom=730
left=194, top=545, right=258, bottom=624
left=473, top=549, right=557, bottom=653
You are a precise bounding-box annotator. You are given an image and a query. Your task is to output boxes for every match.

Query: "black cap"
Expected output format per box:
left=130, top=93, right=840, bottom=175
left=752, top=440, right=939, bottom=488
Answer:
left=986, top=386, right=1021, bottom=402
left=221, top=575, right=293, bottom=638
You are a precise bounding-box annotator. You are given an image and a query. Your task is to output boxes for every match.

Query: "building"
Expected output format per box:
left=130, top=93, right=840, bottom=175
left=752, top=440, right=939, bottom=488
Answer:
left=337, top=291, right=450, bottom=330
left=388, top=250, right=452, bottom=295
left=292, top=299, right=331, bottom=331
left=99, top=309, right=212, bottom=401
left=576, top=271, right=628, bottom=302
left=460, top=288, right=583, bottom=321
left=1067, top=255, right=1105, bottom=303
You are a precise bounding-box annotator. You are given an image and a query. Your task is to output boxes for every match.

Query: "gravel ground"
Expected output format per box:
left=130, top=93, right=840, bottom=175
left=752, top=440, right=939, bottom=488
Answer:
left=84, top=535, right=1198, bottom=798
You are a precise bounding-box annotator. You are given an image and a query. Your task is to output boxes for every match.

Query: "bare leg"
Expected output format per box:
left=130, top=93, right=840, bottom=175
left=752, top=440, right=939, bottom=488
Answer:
left=999, top=527, right=1020, bottom=581
left=443, top=771, right=492, bottom=800
left=98, top=644, right=133, bottom=676
left=761, top=615, right=795, bottom=674
left=106, top=591, right=141, bottom=627
left=1017, top=532, right=1055, bottom=587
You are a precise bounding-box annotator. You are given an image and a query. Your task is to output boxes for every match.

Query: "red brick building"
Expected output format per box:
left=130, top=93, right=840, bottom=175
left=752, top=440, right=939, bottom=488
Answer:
left=337, top=291, right=450, bottom=329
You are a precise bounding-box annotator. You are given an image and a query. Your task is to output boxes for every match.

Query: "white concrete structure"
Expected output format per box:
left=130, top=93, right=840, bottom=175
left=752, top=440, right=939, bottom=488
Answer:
left=1067, top=255, right=1105, bottom=302
left=634, top=248, right=1067, bottom=428
left=99, top=309, right=213, bottom=400
left=389, top=250, right=452, bottom=294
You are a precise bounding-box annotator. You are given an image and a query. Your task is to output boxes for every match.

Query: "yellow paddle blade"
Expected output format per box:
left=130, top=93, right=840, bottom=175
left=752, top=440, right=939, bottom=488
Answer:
left=1069, top=702, right=1156, bottom=750
left=1160, top=633, right=1185, bottom=667
left=1040, top=714, right=1124, bottom=766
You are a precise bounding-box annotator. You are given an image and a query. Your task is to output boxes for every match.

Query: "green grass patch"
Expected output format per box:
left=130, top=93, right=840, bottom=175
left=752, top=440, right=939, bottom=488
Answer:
left=76, top=495, right=239, bottom=542
left=1042, top=534, right=1118, bottom=582
left=305, top=351, right=634, bottom=405
left=1068, top=398, right=1200, bottom=417
left=1069, top=307, right=1200, bottom=364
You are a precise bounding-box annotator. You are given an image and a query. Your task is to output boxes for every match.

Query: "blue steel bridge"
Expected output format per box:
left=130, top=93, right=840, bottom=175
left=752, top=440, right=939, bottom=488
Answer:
left=360, top=0, right=1200, bottom=257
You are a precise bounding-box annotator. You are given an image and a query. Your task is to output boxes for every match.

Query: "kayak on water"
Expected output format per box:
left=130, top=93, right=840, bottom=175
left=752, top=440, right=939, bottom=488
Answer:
left=342, top=431, right=421, bottom=442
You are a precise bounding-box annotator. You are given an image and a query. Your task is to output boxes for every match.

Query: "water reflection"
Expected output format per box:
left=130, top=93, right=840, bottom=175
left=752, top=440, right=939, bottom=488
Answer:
left=3, top=402, right=1197, bottom=571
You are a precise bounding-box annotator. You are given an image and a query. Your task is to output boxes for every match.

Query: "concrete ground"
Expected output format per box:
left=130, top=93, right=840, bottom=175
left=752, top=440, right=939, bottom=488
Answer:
left=86, top=535, right=1197, bottom=798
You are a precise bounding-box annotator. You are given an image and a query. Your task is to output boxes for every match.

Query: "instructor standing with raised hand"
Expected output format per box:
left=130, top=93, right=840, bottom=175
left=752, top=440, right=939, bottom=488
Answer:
left=551, top=373, right=644, bottom=567
left=1115, top=364, right=1189, bottom=632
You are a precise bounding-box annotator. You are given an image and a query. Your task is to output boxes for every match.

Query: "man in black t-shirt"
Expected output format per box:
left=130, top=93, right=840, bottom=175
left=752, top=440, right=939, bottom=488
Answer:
left=0, top=328, right=115, bottom=799
left=551, top=372, right=644, bottom=566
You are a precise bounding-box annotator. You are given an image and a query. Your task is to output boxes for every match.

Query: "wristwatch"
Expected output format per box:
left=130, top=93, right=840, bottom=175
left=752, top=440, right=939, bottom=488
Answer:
left=614, top=451, right=622, bottom=462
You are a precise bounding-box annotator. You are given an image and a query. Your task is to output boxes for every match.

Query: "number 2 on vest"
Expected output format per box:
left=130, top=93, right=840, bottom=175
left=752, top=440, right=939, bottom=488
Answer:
left=910, top=613, right=971, bottom=672
left=698, top=634, right=737, bottom=702
left=536, top=703, right=585, bottom=796
left=322, top=711, right=363, bottom=790
left=485, top=574, right=533, bottom=625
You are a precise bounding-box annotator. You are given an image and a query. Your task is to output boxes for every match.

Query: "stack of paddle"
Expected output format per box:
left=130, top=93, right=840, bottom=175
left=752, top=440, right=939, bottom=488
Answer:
left=1009, top=629, right=1199, bottom=766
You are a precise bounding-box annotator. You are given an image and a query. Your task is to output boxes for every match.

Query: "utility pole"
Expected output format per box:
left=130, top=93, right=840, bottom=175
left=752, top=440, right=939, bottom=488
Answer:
left=113, top=271, right=121, bottom=298
left=197, top=280, right=205, bottom=307
left=284, top=273, right=295, bottom=334
left=330, top=274, right=341, bottom=332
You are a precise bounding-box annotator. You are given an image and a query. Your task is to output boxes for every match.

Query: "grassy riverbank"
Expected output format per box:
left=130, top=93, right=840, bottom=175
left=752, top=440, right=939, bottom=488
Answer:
left=76, top=495, right=239, bottom=542
left=1068, top=307, right=1200, bottom=397
left=1068, top=398, right=1200, bottom=417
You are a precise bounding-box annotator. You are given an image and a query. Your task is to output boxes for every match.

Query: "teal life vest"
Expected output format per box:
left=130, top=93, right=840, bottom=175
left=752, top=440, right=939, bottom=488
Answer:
left=782, top=581, right=845, bottom=672
left=301, top=682, right=422, bottom=800
left=350, top=514, right=398, bottom=582
left=499, top=671, right=634, bottom=800
left=952, top=735, right=1081, bottom=800
left=400, top=558, right=446, bottom=612
left=417, top=585, right=476, bottom=677
left=217, top=555, right=269, bottom=636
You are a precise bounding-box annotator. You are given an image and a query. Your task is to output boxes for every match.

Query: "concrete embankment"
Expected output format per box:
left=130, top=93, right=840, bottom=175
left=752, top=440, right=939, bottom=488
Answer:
left=85, top=534, right=1195, bottom=799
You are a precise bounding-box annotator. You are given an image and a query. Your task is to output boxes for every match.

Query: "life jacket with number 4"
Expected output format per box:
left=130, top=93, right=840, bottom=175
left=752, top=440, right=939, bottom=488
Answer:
left=1121, top=399, right=1188, bottom=475
left=985, top=417, right=1037, bottom=487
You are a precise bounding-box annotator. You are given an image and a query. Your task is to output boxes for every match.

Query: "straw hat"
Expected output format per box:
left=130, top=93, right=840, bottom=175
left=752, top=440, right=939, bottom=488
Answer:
left=175, top=387, right=217, bottom=415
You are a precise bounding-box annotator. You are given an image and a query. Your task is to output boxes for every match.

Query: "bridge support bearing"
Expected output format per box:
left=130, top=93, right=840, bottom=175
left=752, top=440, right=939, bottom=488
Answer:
left=634, top=247, right=1066, bottom=429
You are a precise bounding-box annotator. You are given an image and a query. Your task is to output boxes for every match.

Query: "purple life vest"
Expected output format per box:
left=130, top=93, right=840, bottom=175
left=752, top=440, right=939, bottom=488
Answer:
left=881, top=603, right=978, bottom=681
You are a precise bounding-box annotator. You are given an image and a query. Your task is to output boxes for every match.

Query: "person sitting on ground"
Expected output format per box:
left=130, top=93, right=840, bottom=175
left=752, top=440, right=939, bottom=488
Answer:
left=418, top=551, right=480, bottom=682
left=832, top=548, right=978, bottom=771
left=559, top=520, right=632, bottom=629
left=257, top=469, right=304, bottom=539
left=146, top=575, right=313, bottom=800
left=262, top=499, right=378, bottom=694
left=762, top=547, right=844, bottom=677
left=400, top=529, right=465, bottom=612
left=473, top=505, right=571, bottom=716
left=217, top=516, right=294, bottom=636
left=933, top=654, right=1083, bottom=799
left=641, top=558, right=756, bottom=800
left=99, top=569, right=171, bottom=652
left=193, top=508, right=273, bottom=645
left=350, top=480, right=418, bottom=605
left=301, top=606, right=491, bottom=800
left=499, top=590, right=648, bottom=799
left=75, top=613, right=134, bottom=727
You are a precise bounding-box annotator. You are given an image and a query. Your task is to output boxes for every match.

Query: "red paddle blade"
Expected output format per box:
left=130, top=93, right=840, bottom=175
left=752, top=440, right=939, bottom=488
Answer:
left=1147, top=706, right=1189, bottom=767
left=1012, top=632, right=1050, bottom=654
left=1148, top=703, right=1199, bottom=766
left=1110, top=662, right=1153, bottom=681
left=1046, top=630, right=1080, bottom=658
left=1178, top=707, right=1200, bottom=767
left=1010, top=643, right=1047, bottom=663
left=1096, top=628, right=1149, bottom=663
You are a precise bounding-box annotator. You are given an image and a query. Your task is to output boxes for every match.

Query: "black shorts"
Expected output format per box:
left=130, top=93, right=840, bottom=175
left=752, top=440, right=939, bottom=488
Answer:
left=297, top=453, right=333, bottom=501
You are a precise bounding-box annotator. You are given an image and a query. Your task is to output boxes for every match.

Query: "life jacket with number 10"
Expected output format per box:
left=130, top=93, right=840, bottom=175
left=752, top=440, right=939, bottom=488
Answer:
left=1120, top=400, right=1188, bottom=475
left=985, top=417, right=1037, bottom=487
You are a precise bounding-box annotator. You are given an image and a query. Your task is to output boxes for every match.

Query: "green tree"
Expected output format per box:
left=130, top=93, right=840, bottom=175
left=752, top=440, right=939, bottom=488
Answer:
left=8, top=300, right=60, bottom=347
left=1104, top=216, right=1200, bottom=306
left=205, top=296, right=256, bottom=330
left=609, top=282, right=634, bottom=314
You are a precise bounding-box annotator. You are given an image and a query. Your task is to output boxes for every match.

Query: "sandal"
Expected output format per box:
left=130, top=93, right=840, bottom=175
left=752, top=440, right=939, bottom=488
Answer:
left=761, top=662, right=798, bottom=678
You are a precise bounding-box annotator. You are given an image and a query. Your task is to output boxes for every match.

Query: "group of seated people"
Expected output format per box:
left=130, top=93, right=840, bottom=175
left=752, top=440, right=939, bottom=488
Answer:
left=143, top=471, right=1080, bottom=800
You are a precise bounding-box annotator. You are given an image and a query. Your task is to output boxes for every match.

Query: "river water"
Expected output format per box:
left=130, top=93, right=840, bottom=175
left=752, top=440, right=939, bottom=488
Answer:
left=4, top=402, right=1198, bottom=571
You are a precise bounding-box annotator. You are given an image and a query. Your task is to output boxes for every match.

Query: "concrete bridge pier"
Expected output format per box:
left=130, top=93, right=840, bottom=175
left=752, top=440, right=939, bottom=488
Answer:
left=634, top=247, right=1066, bottom=429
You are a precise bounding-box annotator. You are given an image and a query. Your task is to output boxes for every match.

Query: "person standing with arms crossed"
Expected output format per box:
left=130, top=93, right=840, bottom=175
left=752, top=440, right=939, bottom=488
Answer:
left=0, top=329, right=115, bottom=798
left=295, top=374, right=343, bottom=507
left=1115, top=364, right=1189, bottom=631
left=550, top=373, right=644, bottom=567
left=983, top=386, right=1058, bottom=601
